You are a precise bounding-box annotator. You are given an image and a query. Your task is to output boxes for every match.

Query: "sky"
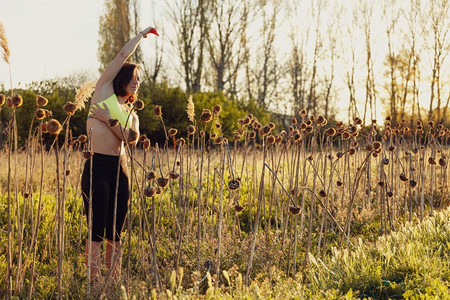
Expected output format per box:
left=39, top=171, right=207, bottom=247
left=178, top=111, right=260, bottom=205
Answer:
left=0, top=0, right=444, bottom=122
left=0, top=0, right=106, bottom=88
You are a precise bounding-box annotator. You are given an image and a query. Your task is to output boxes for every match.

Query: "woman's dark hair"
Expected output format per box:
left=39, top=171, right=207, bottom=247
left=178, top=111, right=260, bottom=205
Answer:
left=113, top=62, right=140, bottom=103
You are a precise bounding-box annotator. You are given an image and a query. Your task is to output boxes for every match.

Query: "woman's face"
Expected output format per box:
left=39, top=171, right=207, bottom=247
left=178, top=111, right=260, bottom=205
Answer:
left=125, top=69, right=141, bottom=96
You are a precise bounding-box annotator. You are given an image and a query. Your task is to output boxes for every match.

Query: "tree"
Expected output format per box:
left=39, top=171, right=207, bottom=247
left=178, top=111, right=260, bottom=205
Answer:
left=359, top=0, right=377, bottom=125
left=424, top=0, right=449, bottom=122
left=250, top=1, right=280, bottom=107
left=169, top=0, right=209, bottom=93
left=206, top=0, right=247, bottom=93
left=98, top=0, right=132, bottom=72
left=383, top=0, right=401, bottom=124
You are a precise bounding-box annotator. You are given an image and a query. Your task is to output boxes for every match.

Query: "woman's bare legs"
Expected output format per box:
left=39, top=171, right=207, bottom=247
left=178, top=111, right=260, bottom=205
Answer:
left=85, top=240, right=102, bottom=279
left=105, top=240, right=122, bottom=278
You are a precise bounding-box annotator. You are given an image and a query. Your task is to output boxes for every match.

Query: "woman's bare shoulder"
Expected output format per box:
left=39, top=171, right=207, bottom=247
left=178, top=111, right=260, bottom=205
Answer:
left=91, top=82, right=114, bottom=105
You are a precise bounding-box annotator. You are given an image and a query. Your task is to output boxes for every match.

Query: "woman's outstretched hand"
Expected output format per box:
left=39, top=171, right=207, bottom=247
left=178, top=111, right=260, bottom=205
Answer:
left=140, top=26, right=159, bottom=38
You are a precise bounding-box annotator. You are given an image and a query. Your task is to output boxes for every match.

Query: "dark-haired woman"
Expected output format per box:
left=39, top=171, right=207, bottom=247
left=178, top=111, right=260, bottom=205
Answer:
left=82, top=26, right=158, bottom=279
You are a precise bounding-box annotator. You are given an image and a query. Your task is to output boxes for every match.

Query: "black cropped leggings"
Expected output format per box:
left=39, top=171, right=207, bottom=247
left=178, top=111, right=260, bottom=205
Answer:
left=81, top=153, right=129, bottom=242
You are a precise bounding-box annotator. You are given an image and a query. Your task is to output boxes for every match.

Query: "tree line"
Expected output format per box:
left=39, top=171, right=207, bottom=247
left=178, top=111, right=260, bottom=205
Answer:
left=98, top=0, right=449, bottom=126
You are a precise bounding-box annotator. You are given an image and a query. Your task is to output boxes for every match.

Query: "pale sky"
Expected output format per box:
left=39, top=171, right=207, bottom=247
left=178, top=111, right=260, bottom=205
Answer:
left=0, top=0, right=106, bottom=88
left=1, top=0, right=445, bottom=122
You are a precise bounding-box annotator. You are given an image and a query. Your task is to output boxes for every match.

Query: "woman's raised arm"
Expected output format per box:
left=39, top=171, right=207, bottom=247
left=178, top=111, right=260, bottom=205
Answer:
left=93, top=26, right=158, bottom=102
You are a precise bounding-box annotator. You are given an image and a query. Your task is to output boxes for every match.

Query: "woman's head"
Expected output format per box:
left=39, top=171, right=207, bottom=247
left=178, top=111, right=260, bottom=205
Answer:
left=113, top=62, right=141, bottom=103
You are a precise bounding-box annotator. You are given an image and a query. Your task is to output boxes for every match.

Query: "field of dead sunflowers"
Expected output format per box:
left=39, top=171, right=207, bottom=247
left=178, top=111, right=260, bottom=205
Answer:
left=0, top=91, right=448, bottom=299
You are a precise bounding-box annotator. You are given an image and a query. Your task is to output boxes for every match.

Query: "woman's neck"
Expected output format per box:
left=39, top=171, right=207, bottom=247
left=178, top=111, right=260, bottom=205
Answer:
left=117, top=95, right=127, bottom=105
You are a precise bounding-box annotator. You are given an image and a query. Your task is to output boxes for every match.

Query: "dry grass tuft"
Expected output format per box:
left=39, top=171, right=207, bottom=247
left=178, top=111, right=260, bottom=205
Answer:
left=187, top=95, right=195, bottom=123
left=74, top=81, right=95, bottom=109
left=0, top=22, right=10, bottom=64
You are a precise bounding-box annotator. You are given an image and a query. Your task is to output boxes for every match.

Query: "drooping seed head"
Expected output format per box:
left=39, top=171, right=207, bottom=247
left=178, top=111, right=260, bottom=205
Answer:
left=83, top=150, right=93, bottom=159
left=144, top=186, right=156, bottom=197
left=143, top=138, right=151, bottom=150
left=248, top=131, right=256, bottom=139
left=78, top=135, right=88, bottom=143
left=187, top=124, right=196, bottom=135
left=267, top=135, right=275, bottom=145
left=342, top=131, right=351, bottom=140
left=439, top=157, right=446, bottom=167
left=349, top=148, right=356, bottom=156
left=44, top=109, right=53, bottom=117
left=336, top=180, right=343, bottom=186
left=387, top=191, right=393, bottom=197
left=157, top=177, right=169, bottom=188
left=289, top=206, right=301, bottom=215
left=409, top=180, right=417, bottom=188
left=212, top=104, right=221, bottom=115
left=325, top=127, right=336, bottom=137
left=138, top=134, right=147, bottom=143
left=260, top=125, right=271, bottom=136
left=373, top=141, right=382, bottom=150
left=169, top=171, right=180, bottom=180
left=63, top=101, right=77, bottom=115
left=214, top=136, right=224, bottom=145
left=200, top=109, right=213, bottom=122
left=40, top=122, right=48, bottom=133
left=382, top=158, right=389, bottom=165
left=35, top=108, right=46, bottom=120
left=47, top=119, right=62, bottom=135
left=168, top=128, right=178, bottom=137
left=11, top=94, right=23, bottom=108
left=228, top=179, right=240, bottom=190
left=36, top=95, right=48, bottom=106
left=146, top=171, right=156, bottom=181
left=175, top=138, right=185, bottom=147
left=316, top=115, right=327, bottom=126
left=234, top=204, right=244, bottom=213
left=291, top=117, right=297, bottom=125
left=133, top=99, right=145, bottom=110
left=348, top=126, right=357, bottom=134
left=399, top=173, right=408, bottom=182
left=319, top=190, right=327, bottom=197
left=0, top=94, right=5, bottom=106
left=153, top=105, right=162, bottom=116
left=126, top=129, right=138, bottom=144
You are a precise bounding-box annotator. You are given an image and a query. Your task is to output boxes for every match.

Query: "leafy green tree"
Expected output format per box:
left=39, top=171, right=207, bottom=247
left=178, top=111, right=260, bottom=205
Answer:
left=98, top=0, right=139, bottom=72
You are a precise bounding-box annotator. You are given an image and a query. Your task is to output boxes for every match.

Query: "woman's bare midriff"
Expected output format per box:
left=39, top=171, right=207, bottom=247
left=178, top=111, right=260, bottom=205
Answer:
left=87, top=118, right=125, bottom=156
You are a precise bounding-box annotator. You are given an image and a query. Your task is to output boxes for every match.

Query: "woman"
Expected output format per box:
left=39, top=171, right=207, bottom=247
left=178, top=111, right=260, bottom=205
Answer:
left=81, top=26, right=158, bottom=279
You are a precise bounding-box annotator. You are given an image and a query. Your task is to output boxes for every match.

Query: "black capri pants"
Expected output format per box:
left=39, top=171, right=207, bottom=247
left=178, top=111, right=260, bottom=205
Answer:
left=81, top=153, right=130, bottom=242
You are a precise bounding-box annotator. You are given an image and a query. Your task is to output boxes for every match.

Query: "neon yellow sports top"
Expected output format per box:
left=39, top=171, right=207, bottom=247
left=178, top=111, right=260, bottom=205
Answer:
left=88, top=94, right=132, bottom=128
